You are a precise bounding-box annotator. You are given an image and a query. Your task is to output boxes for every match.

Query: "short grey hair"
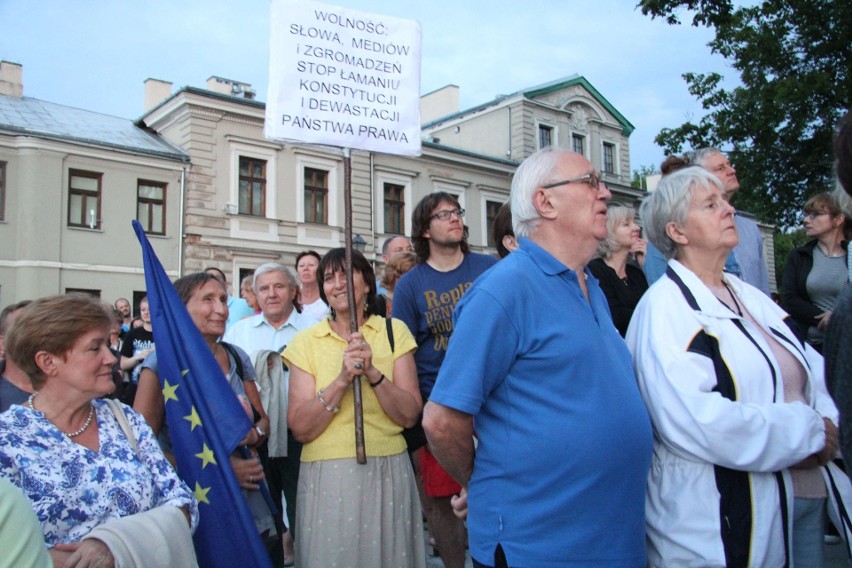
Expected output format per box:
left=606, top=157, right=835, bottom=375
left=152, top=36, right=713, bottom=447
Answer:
left=252, top=262, right=299, bottom=291
left=511, top=147, right=573, bottom=239
left=596, top=205, right=636, bottom=258
left=382, top=235, right=406, bottom=256
left=639, top=166, right=724, bottom=259
left=689, top=147, right=723, bottom=168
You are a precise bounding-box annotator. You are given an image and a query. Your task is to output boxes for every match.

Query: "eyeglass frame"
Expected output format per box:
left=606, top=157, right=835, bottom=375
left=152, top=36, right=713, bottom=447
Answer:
left=803, top=210, right=831, bottom=220
left=541, top=172, right=603, bottom=191
left=430, top=208, right=465, bottom=221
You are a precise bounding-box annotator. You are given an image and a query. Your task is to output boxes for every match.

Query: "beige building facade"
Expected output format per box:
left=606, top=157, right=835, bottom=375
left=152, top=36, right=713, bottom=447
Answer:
left=0, top=60, right=646, bottom=303
left=140, top=74, right=642, bottom=287
left=0, top=61, right=186, bottom=307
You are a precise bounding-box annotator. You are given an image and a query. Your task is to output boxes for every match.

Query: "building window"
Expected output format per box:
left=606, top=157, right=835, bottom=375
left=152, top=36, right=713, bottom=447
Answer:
left=68, top=170, right=102, bottom=229
left=603, top=143, right=616, bottom=174
left=384, top=182, right=406, bottom=235
left=239, top=157, right=266, bottom=216
left=538, top=124, right=553, bottom=148
left=485, top=200, right=502, bottom=248
left=304, top=167, right=329, bottom=224
left=137, top=180, right=166, bottom=235
left=572, top=134, right=585, bottom=156
left=0, top=161, right=6, bottom=221
left=239, top=268, right=255, bottom=286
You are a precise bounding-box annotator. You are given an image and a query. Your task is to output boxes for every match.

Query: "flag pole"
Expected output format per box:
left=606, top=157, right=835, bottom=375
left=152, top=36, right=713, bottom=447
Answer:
left=343, top=147, right=367, bottom=464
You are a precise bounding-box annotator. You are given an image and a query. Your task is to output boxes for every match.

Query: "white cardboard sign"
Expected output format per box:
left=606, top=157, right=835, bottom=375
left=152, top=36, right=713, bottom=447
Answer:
left=266, top=0, right=422, bottom=156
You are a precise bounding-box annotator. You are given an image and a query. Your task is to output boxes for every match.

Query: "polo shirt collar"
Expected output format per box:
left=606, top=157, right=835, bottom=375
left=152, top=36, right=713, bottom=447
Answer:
left=254, top=309, right=299, bottom=330
left=308, top=314, right=383, bottom=339
left=517, top=237, right=575, bottom=277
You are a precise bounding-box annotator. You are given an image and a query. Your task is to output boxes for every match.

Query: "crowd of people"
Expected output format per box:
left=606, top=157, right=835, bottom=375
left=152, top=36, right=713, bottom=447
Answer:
left=0, top=109, right=850, bottom=568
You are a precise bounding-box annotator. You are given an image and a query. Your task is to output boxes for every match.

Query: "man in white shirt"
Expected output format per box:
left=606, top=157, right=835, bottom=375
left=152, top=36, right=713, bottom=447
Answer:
left=224, top=262, right=317, bottom=564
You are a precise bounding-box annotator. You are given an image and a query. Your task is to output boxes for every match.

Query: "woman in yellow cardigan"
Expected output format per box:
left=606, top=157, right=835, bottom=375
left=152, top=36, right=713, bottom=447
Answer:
left=284, top=248, right=425, bottom=568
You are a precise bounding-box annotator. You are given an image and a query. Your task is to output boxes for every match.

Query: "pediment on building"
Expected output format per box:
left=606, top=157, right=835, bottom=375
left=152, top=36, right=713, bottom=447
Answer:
left=523, top=76, right=634, bottom=135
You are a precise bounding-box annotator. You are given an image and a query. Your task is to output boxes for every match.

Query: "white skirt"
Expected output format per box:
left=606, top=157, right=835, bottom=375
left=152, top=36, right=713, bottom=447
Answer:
left=295, top=452, right=426, bottom=568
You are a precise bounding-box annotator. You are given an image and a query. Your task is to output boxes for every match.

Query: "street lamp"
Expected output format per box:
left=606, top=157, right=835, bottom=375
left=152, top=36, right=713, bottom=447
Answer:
left=353, top=234, right=367, bottom=253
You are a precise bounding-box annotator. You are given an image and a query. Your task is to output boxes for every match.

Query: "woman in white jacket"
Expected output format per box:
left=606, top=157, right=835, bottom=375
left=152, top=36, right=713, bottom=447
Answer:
left=627, top=167, right=849, bottom=568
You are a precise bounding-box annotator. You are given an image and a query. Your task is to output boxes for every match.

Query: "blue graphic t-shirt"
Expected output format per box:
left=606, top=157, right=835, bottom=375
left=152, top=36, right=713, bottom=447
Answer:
left=392, top=252, right=496, bottom=398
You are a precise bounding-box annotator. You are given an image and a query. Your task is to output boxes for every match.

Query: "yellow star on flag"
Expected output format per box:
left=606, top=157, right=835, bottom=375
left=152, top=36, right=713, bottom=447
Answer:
left=184, top=406, right=202, bottom=431
left=162, top=380, right=179, bottom=403
left=193, top=481, right=211, bottom=505
left=195, top=443, right=217, bottom=469
left=181, top=369, right=189, bottom=376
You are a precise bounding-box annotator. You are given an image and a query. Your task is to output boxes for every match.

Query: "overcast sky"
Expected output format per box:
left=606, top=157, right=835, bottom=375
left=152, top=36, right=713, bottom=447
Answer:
left=1, top=0, right=737, bottom=172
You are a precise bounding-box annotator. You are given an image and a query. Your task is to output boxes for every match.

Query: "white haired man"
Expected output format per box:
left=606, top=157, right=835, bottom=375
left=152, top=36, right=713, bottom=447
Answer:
left=224, top=262, right=318, bottom=565
left=423, top=148, right=653, bottom=568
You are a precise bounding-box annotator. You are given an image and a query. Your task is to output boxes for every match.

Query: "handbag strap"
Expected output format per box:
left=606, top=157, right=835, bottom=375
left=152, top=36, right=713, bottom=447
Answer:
left=106, top=398, right=138, bottom=454
left=386, top=317, right=395, bottom=353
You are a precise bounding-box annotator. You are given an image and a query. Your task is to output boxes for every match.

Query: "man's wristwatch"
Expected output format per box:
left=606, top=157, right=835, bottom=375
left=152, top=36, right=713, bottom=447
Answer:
left=254, top=424, right=266, bottom=438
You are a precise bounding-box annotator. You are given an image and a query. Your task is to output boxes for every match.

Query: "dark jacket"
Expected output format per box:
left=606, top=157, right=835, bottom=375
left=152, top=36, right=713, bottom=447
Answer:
left=781, top=239, right=848, bottom=335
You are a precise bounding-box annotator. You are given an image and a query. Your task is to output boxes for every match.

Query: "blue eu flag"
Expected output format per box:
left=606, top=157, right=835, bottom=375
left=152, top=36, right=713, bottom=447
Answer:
left=133, top=221, right=272, bottom=568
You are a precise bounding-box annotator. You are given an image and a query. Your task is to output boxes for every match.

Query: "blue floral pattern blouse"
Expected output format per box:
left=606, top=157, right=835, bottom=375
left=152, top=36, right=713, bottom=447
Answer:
left=0, top=399, right=198, bottom=546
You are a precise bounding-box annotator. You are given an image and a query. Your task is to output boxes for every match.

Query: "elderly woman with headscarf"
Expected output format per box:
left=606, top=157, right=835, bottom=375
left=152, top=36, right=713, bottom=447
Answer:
left=0, top=294, right=198, bottom=567
left=588, top=204, right=648, bottom=336
left=626, top=167, right=850, bottom=567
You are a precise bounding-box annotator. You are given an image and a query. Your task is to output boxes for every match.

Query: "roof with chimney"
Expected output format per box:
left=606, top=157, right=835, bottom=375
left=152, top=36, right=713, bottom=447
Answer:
left=0, top=94, right=188, bottom=161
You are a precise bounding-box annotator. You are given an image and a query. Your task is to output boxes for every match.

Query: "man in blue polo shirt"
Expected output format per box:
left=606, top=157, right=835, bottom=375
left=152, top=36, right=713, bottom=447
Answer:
left=423, top=148, right=653, bottom=568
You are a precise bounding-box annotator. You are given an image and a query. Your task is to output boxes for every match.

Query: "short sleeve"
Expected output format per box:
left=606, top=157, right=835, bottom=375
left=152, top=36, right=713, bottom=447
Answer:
left=228, top=344, right=257, bottom=382
left=140, top=350, right=158, bottom=372
left=390, top=318, right=417, bottom=359
left=391, top=271, right=418, bottom=335
left=282, top=328, right=313, bottom=375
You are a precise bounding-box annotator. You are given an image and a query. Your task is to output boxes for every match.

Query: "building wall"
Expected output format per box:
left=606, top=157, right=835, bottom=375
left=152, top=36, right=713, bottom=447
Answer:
left=423, top=82, right=634, bottom=188
left=425, top=106, right=512, bottom=160
left=0, top=134, right=183, bottom=305
left=145, top=90, right=518, bottom=284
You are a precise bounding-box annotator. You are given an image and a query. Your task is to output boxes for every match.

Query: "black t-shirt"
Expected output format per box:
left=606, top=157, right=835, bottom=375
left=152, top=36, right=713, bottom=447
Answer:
left=120, top=326, right=155, bottom=382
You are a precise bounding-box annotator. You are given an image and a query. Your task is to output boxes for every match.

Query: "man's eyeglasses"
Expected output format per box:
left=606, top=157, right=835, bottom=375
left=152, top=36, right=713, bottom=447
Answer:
left=542, top=172, right=602, bottom=191
left=431, top=208, right=465, bottom=221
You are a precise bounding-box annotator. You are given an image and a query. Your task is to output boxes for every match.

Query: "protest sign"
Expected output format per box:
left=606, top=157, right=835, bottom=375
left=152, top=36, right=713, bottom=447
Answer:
left=266, top=0, right=422, bottom=156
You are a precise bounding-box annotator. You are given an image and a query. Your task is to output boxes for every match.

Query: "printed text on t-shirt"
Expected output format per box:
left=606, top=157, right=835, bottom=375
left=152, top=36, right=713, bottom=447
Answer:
left=423, top=282, right=472, bottom=351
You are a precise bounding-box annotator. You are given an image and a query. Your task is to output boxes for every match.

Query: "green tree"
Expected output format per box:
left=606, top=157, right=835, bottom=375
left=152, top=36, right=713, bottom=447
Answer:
left=631, top=164, right=658, bottom=190
left=638, top=0, right=852, bottom=229
left=773, top=227, right=807, bottom=290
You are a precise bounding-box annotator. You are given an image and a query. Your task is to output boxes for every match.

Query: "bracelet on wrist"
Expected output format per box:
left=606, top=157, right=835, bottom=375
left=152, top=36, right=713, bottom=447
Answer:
left=317, top=387, right=340, bottom=414
left=369, top=374, right=386, bottom=388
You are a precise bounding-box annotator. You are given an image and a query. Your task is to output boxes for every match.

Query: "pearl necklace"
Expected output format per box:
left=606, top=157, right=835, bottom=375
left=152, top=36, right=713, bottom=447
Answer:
left=27, top=393, right=95, bottom=438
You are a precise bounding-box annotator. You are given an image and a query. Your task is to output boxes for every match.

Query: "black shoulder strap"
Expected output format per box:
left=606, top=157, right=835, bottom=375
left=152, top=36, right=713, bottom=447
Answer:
left=386, top=317, right=395, bottom=353
left=219, top=341, right=245, bottom=381
left=219, top=341, right=259, bottom=423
